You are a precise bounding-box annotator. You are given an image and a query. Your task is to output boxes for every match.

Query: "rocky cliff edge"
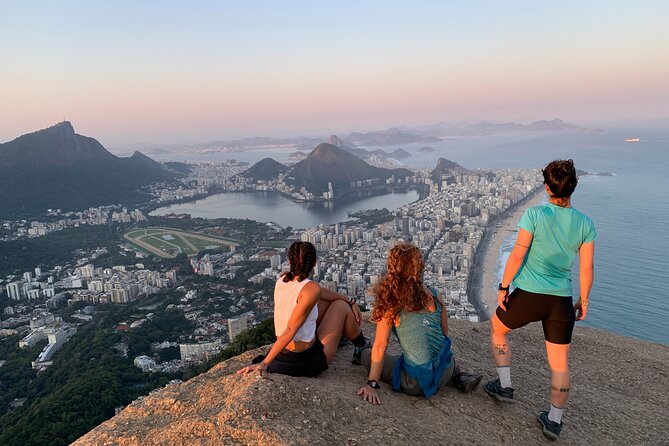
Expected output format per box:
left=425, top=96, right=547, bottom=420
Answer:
left=74, top=319, right=668, bottom=445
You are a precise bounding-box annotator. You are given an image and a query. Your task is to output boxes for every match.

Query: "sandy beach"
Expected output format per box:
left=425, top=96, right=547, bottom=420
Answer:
left=473, top=188, right=545, bottom=319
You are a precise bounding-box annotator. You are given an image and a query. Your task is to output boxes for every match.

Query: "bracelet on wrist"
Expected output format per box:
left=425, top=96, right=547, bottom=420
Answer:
left=366, top=379, right=380, bottom=389
left=498, top=283, right=509, bottom=292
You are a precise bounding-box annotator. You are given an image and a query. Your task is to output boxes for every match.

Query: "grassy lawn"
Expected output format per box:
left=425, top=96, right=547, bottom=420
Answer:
left=183, top=236, right=228, bottom=251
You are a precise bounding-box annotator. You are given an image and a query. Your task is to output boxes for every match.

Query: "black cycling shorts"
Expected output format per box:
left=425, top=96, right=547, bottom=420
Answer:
left=266, top=338, right=329, bottom=377
left=496, top=288, right=576, bottom=344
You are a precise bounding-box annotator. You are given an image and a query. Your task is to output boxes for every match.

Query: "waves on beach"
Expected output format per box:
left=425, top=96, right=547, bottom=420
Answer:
left=495, top=233, right=518, bottom=290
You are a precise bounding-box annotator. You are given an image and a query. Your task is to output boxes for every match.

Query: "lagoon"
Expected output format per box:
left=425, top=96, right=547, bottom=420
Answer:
left=150, top=190, right=420, bottom=229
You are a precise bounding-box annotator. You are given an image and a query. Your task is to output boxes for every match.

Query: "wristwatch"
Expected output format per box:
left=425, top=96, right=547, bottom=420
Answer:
left=366, top=379, right=380, bottom=389
left=498, top=283, right=509, bottom=292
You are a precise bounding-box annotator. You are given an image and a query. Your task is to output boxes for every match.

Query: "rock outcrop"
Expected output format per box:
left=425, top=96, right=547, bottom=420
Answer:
left=74, top=319, right=668, bottom=445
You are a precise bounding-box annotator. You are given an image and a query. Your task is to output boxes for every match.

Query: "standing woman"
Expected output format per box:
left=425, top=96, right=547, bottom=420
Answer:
left=357, top=243, right=482, bottom=404
left=484, top=159, right=596, bottom=440
left=237, top=241, right=369, bottom=377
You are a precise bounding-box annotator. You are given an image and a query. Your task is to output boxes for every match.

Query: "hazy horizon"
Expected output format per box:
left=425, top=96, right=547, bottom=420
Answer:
left=1, top=1, right=668, bottom=147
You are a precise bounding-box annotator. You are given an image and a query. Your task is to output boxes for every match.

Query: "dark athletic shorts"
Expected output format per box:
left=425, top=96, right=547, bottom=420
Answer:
left=265, top=338, right=329, bottom=377
left=496, top=288, right=576, bottom=344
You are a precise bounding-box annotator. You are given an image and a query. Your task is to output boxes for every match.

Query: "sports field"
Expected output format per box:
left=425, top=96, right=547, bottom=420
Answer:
left=123, top=227, right=240, bottom=258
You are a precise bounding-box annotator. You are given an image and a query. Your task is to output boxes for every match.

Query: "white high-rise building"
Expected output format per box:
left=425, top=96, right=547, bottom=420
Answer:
left=228, top=317, right=248, bottom=342
left=270, top=255, right=281, bottom=268
left=202, top=262, right=214, bottom=277
left=79, top=264, right=95, bottom=279
left=7, top=282, right=22, bottom=300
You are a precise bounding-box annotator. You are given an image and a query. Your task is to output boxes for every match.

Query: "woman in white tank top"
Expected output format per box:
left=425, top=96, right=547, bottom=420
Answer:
left=237, top=241, right=369, bottom=377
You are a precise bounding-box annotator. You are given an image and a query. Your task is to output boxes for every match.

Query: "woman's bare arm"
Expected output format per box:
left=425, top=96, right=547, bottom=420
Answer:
left=319, top=287, right=349, bottom=302
left=237, top=282, right=320, bottom=374
left=357, top=317, right=392, bottom=404
left=498, top=228, right=533, bottom=310
left=575, top=241, right=594, bottom=320
left=319, top=285, right=361, bottom=322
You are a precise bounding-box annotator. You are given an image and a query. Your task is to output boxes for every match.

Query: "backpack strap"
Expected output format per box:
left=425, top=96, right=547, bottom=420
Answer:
left=428, top=286, right=441, bottom=313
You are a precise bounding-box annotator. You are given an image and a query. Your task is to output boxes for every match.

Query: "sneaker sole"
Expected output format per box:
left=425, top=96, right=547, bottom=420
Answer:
left=538, top=414, right=560, bottom=441
left=483, top=386, right=515, bottom=403
left=463, top=375, right=483, bottom=393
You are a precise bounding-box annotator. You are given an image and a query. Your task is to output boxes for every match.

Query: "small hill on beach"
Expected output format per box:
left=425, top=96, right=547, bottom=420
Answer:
left=74, top=319, right=668, bottom=445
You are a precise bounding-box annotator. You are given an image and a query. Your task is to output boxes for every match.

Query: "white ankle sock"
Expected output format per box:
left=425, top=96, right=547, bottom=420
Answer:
left=548, top=404, right=564, bottom=424
left=496, top=366, right=511, bottom=388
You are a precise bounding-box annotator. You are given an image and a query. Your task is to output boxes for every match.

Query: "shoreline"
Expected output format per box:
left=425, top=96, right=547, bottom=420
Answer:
left=470, top=187, right=545, bottom=320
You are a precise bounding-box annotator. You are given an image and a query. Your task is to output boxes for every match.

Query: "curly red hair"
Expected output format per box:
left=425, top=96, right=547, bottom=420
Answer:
left=371, top=243, right=428, bottom=322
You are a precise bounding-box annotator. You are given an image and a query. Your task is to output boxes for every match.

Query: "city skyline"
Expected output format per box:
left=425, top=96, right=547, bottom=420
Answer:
left=1, top=1, right=668, bottom=146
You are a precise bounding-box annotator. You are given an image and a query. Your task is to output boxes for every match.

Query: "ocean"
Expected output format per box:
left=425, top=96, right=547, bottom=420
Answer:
left=156, top=128, right=669, bottom=345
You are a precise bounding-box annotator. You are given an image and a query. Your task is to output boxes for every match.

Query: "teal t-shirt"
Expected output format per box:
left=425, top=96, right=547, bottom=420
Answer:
left=512, top=204, right=596, bottom=297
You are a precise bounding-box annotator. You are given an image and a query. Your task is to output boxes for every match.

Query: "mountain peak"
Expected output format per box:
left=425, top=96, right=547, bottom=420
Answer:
left=286, top=143, right=410, bottom=193
left=130, top=150, right=151, bottom=159
left=52, top=120, right=75, bottom=134
left=431, top=158, right=469, bottom=186
left=240, top=157, right=287, bottom=181
left=0, top=121, right=114, bottom=167
left=312, top=142, right=340, bottom=156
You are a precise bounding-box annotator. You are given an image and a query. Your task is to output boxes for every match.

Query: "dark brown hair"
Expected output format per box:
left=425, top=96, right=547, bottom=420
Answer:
left=371, top=243, right=429, bottom=322
left=281, top=241, right=317, bottom=282
left=543, top=159, right=578, bottom=204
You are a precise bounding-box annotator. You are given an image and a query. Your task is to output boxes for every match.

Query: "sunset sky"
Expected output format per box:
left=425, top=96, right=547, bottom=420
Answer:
left=1, top=1, right=668, bottom=146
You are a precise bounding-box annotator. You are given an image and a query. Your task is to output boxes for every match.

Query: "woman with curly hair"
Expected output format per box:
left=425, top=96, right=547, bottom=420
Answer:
left=357, top=243, right=482, bottom=403
left=237, top=241, right=369, bottom=377
left=484, top=159, right=596, bottom=440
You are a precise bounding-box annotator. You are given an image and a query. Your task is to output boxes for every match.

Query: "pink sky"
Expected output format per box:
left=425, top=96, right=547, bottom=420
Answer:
left=1, top=2, right=668, bottom=146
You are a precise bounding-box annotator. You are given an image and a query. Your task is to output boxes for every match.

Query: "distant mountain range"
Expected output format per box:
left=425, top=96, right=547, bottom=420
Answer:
left=148, top=118, right=600, bottom=153
left=344, top=129, right=441, bottom=147
left=340, top=145, right=413, bottom=161
left=407, top=118, right=603, bottom=138
left=0, top=122, right=181, bottom=218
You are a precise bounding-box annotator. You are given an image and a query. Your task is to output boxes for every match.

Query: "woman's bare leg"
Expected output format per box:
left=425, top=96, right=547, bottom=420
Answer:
left=316, top=300, right=362, bottom=363
left=490, top=313, right=513, bottom=389
left=316, top=299, right=331, bottom=325
left=545, top=341, right=571, bottom=409
left=491, top=313, right=512, bottom=366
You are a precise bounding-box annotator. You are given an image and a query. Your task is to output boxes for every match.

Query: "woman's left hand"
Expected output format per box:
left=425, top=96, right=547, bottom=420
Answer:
left=497, top=290, right=509, bottom=311
left=351, top=302, right=362, bottom=323
left=236, top=362, right=269, bottom=376
left=357, top=385, right=380, bottom=404
left=574, top=299, right=589, bottom=321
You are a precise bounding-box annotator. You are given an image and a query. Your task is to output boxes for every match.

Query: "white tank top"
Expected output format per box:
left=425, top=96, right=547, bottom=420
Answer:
left=274, top=277, right=318, bottom=343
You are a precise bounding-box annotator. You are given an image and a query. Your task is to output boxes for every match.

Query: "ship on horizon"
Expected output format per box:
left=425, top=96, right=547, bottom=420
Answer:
left=624, top=138, right=640, bottom=142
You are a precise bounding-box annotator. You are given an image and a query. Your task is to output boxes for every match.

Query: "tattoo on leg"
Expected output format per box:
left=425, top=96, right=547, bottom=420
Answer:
left=494, top=343, right=508, bottom=356
left=551, top=385, right=570, bottom=393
